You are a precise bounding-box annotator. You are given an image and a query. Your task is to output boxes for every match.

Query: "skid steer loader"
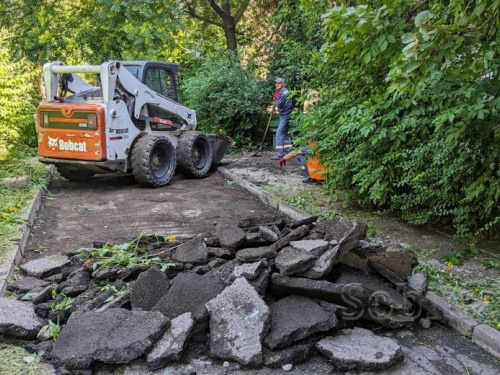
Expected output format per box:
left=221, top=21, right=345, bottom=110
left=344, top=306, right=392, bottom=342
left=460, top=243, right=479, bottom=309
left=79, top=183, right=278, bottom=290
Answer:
left=36, top=60, right=230, bottom=186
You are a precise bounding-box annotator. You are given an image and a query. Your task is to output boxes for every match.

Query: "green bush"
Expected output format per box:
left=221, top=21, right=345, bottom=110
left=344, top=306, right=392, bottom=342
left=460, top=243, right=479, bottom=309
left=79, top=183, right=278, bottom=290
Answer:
left=299, top=1, right=500, bottom=237
left=181, top=54, right=269, bottom=146
left=0, top=32, right=40, bottom=158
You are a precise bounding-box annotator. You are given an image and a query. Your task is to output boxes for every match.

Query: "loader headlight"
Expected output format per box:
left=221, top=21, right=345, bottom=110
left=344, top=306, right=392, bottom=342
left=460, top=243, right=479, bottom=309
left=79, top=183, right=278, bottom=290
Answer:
left=88, top=114, right=98, bottom=130
left=41, top=112, right=49, bottom=127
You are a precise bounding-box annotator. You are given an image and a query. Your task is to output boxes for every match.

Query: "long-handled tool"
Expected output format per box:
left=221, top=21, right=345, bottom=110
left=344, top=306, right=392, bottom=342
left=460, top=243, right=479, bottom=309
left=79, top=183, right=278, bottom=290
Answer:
left=252, top=103, right=275, bottom=157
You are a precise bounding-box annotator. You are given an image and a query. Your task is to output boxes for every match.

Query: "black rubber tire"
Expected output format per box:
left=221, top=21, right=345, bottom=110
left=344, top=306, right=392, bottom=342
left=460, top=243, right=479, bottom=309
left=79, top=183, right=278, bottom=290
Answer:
left=56, top=166, right=94, bottom=181
left=177, top=131, right=213, bottom=178
left=131, top=135, right=177, bottom=187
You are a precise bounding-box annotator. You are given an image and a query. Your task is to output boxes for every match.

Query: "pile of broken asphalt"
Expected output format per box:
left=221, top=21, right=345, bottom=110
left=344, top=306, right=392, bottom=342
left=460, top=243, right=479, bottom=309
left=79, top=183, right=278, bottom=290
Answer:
left=0, top=215, right=456, bottom=374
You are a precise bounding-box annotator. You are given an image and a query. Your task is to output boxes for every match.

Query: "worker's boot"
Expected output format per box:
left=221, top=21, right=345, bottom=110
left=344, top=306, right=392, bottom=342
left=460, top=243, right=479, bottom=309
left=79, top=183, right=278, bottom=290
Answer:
left=302, top=177, right=316, bottom=184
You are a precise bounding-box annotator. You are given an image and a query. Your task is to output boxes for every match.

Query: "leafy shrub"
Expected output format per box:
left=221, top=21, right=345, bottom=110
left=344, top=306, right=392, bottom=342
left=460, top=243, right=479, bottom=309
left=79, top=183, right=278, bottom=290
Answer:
left=298, top=1, right=500, bottom=237
left=0, top=32, right=40, bottom=158
left=181, top=54, right=269, bottom=146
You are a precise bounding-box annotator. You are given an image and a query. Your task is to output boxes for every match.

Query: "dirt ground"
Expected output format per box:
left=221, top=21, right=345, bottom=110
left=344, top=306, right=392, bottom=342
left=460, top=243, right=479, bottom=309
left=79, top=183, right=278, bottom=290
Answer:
left=24, top=171, right=272, bottom=261
left=16, top=160, right=500, bottom=374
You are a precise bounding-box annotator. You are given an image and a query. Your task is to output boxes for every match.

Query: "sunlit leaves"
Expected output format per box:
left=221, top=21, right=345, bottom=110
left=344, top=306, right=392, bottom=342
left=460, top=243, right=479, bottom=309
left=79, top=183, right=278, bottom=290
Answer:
left=297, top=0, right=500, bottom=236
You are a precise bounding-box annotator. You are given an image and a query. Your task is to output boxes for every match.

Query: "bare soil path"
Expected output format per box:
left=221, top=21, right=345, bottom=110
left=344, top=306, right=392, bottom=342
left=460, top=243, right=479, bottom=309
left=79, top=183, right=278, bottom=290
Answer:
left=24, top=172, right=271, bottom=261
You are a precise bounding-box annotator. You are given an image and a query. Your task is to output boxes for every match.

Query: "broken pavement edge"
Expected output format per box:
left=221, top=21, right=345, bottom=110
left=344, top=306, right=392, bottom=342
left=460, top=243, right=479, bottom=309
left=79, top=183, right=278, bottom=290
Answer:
left=218, top=166, right=500, bottom=359
left=0, top=165, right=55, bottom=297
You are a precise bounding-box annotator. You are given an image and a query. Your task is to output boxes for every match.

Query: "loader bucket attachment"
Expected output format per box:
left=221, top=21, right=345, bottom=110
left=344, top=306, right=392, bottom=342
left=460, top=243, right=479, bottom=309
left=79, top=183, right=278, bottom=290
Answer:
left=210, top=134, right=232, bottom=165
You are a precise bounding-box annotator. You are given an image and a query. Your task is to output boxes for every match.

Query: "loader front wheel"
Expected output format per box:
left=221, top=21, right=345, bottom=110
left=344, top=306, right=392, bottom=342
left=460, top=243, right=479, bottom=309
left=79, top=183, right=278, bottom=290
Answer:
left=56, top=166, right=94, bottom=181
left=131, top=135, right=176, bottom=187
left=177, top=131, right=213, bottom=178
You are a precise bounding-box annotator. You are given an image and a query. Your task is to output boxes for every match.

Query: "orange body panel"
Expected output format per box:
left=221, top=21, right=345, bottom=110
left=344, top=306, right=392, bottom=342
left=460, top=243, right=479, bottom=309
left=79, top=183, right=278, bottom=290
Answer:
left=36, top=104, right=106, bottom=161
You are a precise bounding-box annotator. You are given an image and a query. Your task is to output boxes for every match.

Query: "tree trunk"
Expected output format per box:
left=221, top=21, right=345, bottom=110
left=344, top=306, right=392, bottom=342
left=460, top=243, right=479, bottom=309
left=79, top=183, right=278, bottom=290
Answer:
left=224, top=23, right=237, bottom=51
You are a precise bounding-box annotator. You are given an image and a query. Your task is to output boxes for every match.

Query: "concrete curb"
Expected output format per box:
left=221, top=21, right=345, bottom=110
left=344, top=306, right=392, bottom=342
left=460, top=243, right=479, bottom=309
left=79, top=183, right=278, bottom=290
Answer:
left=0, top=165, right=55, bottom=297
left=426, top=292, right=500, bottom=358
left=218, top=167, right=309, bottom=221
left=219, top=166, right=500, bottom=359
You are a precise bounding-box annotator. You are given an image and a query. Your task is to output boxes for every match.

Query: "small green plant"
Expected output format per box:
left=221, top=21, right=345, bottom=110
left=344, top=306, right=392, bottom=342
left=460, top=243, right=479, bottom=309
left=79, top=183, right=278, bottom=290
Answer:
left=441, top=242, right=480, bottom=267
left=4, top=290, right=17, bottom=299
left=99, top=284, right=127, bottom=303
left=366, top=225, right=380, bottom=238
left=290, top=195, right=307, bottom=209
left=21, top=292, right=38, bottom=301
left=78, top=233, right=175, bottom=273
left=324, top=210, right=339, bottom=219
left=38, top=319, right=60, bottom=341
left=51, top=295, right=75, bottom=311
left=34, top=246, right=48, bottom=254
left=479, top=256, right=500, bottom=270
left=441, top=251, right=465, bottom=267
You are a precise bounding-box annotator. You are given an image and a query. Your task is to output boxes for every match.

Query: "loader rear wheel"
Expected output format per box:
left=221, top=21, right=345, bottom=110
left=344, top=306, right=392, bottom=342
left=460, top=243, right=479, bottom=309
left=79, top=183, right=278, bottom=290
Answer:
left=56, top=166, right=94, bottom=181
left=177, top=131, right=213, bottom=178
left=131, top=135, right=176, bottom=187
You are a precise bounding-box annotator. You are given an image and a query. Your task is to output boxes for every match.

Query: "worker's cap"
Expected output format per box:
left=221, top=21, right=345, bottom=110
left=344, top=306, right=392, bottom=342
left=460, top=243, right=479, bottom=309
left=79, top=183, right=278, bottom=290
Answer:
left=274, top=77, right=284, bottom=84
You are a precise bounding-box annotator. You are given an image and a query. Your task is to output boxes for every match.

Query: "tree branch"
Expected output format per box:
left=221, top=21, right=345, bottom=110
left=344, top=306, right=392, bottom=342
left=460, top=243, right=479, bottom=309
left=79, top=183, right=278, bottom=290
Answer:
left=180, top=2, right=225, bottom=28
left=233, top=0, right=250, bottom=23
left=208, top=0, right=229, bottom=22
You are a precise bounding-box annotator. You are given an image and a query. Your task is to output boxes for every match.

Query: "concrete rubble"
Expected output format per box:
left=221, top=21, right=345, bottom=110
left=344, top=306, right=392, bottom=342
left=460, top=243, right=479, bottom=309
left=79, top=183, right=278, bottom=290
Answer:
left=206, top=277, right=270, bottom=366
left=3, top=214, right=443, bottom=373
left=0, top=298, right=44, bottom=339
left=20, top=254, right=71, bottom=278
left=146, top=312, right=195, bottom=369
left=316, top=327, right=403, bottom=371
left=264, top=295, right=337, bottom=350
left=51, top=309, right=169, bottom=369
left=130, top=267, right=170, bottom=310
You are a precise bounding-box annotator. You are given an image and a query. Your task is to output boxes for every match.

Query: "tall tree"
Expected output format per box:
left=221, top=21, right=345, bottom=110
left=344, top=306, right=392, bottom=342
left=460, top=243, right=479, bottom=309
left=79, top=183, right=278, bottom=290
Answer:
left=180, top=0, right=250, bottom=51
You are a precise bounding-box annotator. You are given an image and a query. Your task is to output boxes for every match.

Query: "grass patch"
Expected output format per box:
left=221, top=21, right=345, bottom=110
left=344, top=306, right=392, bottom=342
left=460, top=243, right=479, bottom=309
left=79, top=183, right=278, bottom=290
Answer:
left=414, top=248, right=500, bottom=331
left=0, top=159, right=48, bottom=254
left=0, top=341, right=53, bottom=375
left=263, top=183, right=340, bottom=218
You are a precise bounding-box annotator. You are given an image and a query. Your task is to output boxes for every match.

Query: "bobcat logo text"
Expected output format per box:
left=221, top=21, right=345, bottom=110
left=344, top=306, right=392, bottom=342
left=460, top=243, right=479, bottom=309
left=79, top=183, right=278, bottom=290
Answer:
left=47, top=136, right=87, bottom=152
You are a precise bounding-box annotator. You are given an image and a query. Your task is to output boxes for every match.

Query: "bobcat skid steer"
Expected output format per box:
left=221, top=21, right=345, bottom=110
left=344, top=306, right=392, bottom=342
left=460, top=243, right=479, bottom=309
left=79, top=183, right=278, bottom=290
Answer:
left=36, top=61, right=230, bottom=186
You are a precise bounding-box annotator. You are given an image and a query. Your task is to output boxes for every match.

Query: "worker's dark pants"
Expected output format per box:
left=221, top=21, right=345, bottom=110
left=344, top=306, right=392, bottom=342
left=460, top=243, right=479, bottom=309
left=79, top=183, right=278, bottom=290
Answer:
left=296, top=147, right=310, bottom=178
left=275, top=115, right=291, bottom=157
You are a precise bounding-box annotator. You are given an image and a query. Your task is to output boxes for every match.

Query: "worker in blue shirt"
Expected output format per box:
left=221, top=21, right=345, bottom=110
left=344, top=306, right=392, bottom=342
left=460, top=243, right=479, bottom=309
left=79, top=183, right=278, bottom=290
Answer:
left=271, top=77, right=293, bottom=160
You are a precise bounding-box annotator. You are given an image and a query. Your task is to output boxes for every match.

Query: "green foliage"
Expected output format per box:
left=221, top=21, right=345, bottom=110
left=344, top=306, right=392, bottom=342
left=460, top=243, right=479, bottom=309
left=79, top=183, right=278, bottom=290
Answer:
left=181, top=54, right=268, bottom=145
left=78, top=233, right=175, bottom=273
left=38, top=319, right=60, bottom=341
left=290, top=195, right=307, bottom=209
left=416, top=261, right=500, bottom=331
left=0, top=160, right=48, bottom=252
left=98, top=284, right=127, bottom=303
left=51, top=295, right=75, bottom=312
left=0, top=32, right=40, bottom=157
left=0, top=341, right=54, bottom=375
left=266, top=0, right=329, bottom=94
left=441, top=243, right=480, bottom=266
left=298, top=0, right=500, bottom=236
